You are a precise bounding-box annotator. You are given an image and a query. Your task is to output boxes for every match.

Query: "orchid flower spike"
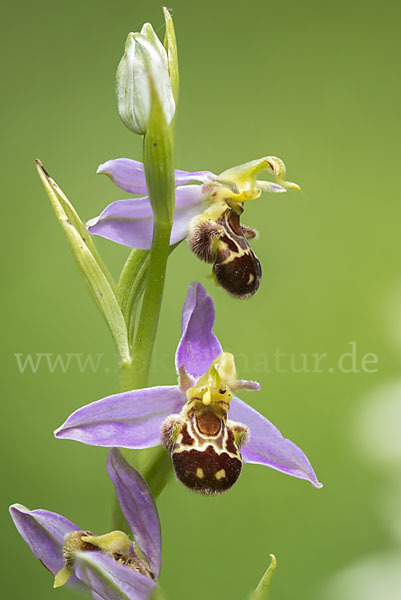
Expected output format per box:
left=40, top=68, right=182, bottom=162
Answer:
left=87, top=156, right=300, bottom=298
left=55, top=282, right=322, bottom=495
left=10, top=449, right=161, bottom=600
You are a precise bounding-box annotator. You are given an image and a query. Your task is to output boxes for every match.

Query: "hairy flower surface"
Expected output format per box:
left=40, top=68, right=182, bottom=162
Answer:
left=10, top=449, right=160, bottom=600
left=55, top=283, right=321, bottom=494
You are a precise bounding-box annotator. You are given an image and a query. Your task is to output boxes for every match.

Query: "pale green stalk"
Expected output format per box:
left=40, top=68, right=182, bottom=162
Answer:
left=117, top=249, right=150, bottom=390
left=130, top=222, right=172, bottom=389
left=118, top=249, right=150, bottom=328
left=129, top=78, right=175, bottom=390
left=151, top=585, right=167, bottom=600
left=249, top=555, right=277, bottom=600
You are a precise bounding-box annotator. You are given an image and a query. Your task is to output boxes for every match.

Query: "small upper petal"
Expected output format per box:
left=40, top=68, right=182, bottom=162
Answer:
left=256, top=180, right=287, bottom=193
left=174, top=168, right=215, bottom=186
left=175, top=282, right=222, bottom=378
left=87, top=185, right=206, bottom=249
left=231, top=380, right=261, bottom=392
left=97, top=158, right=215, bottom=195
left=107, top=449, right=161, bottom=578
left=75, top=551, right=156, bottom=600
left=229, top=397, right=323, bottom=488
left=9, top=504, right=83, bottom=588
left=87, top=196, right=153, bottom=248
left=54, top=386, right=185, bottom=449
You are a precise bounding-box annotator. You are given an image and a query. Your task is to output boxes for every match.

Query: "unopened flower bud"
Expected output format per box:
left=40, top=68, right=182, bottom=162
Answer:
left=116, top=24, right=175, bottom=135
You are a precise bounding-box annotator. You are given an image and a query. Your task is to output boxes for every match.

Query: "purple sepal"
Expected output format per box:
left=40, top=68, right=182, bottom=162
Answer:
left=229, top=397, right=323, bottom=488
left=107, top=449, right=161, bottom=578
left=9, top=504, right=83, bottom=589
left=87, top=185, right=206, bottom=249
left=97, top=158, right=214, bottom=195
left=54, top=386, right=185, bottom=449
left=75, top=551, right=156, bottom=600
left=175, top=282, right=222, bottom=378
left=97, top=159, right=148, bottom=194
left=233, top=380, right=261, bottom=391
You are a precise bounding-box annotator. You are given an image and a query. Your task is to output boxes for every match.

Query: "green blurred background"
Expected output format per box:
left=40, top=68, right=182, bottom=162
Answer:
left=3, top=0, right=401, bottom=597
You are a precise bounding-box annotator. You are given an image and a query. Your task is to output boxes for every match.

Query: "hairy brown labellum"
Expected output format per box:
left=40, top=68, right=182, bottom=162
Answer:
left=161, top=401, right=248, bottom=495
left=188, top=207, right=261, bottom=298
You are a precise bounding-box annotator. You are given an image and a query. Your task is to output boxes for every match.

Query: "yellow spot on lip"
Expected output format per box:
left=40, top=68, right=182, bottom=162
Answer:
left=215, top=469, right=226, bottom=480
left=196, top=468, right=204, bottom=479
left=202, top=390, right=211, bottom=405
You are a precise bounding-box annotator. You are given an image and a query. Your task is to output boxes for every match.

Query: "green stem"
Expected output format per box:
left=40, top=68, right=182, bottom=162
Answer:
left=250, top=555, right=277, bottom=600
left=117, top=243, right=180, bottom=392
left=119, top=358, right=135, bottom=393
left=151, top=585, right=167, bottom=600
left=141, top=447, right=173, bottom=498
left=117, top=248, right=150, bottom=344
left=130, top=220, right=172, bottom=389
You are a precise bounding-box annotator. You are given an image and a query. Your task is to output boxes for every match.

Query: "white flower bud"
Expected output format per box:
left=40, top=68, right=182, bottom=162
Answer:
left=116, top=25, right=175, bottom=135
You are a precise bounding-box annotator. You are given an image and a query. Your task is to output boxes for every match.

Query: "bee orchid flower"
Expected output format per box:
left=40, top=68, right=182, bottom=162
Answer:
left=55, top=282, right=321, bottom=495
left=88, top=156, right=300, bottom=297
left=9, top=449, right=161, bottom=600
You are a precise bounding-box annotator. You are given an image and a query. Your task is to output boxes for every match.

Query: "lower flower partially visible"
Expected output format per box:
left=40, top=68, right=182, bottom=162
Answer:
left=9, top=449, right=161, bottom=600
